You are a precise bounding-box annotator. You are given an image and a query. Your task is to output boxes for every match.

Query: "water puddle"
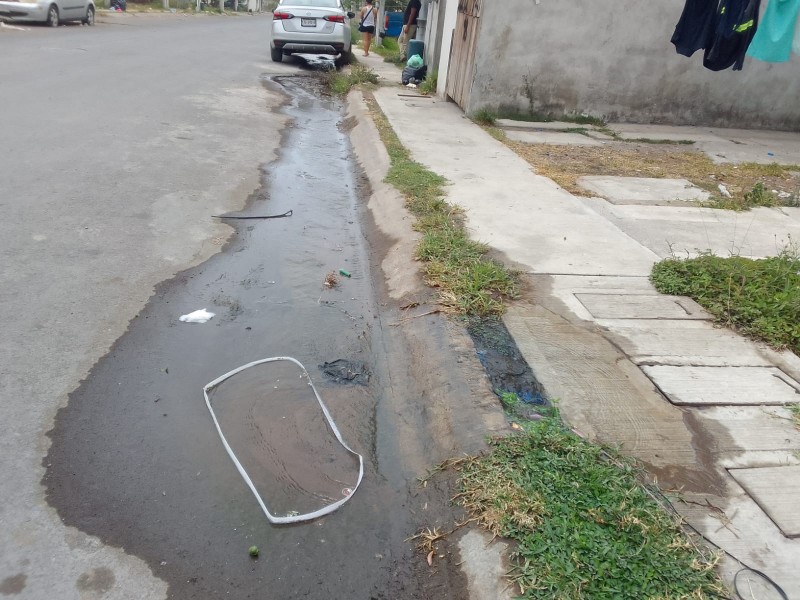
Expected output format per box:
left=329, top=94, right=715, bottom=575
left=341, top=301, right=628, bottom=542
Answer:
left=43, top=75, right=387, bottom=599
left=467, top=317, right=546, bottom=405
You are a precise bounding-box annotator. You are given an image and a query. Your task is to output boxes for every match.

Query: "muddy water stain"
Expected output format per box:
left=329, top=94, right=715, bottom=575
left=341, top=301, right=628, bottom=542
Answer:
left=42, top=77, right=424, bottom=600
left=466, top=317, right=546, bottom=404
left=0, top=574, right=27, bottom=595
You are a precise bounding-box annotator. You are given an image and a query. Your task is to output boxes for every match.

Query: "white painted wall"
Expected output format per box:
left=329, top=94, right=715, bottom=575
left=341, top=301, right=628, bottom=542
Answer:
left=435, top=0, right=458, bottom=98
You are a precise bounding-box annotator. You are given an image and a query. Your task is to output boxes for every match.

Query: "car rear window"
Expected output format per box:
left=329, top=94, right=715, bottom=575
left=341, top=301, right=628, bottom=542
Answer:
left=279, top=0, right=340, bottom=7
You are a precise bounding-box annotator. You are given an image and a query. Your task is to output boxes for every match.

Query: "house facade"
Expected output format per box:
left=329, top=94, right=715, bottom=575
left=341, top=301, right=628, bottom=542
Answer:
left=425, top=0, right=800, bottom=130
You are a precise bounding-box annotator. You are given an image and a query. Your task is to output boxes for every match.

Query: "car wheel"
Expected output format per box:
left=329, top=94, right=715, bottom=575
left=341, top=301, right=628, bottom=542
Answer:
left=270, top=46, right=283, bottom=62
left=336, top=49, right=352, bottom=67
left=83, top=5, right=94, bottom=25
left=46, top=4, right=59, bottom=26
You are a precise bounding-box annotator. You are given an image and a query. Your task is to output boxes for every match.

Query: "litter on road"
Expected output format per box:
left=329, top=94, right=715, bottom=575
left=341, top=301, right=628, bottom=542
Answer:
left=179, top=308, right=215, bottom=323
left=203, top=357, right=364, bottom=524
left=213, top=210, right=293, bottom=220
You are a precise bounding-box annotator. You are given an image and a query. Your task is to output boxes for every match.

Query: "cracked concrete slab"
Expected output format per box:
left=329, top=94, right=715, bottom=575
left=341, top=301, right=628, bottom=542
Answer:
left=600, top=319, right=773, bottom=367
left=642, top=366, right=800, bottom=406
left=577, top=176, right=710, bottom=205
left=574, top=293, right=710, bottom=320
left=729, top=466, right=800, bottom=538
left=503, top=303, right=707, bottom=477
left=691, top=406, right=800, bottom=455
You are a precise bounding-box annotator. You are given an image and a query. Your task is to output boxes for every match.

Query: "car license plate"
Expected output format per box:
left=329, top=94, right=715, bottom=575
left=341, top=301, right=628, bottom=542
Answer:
left=301, top=18, right=315, bottom=27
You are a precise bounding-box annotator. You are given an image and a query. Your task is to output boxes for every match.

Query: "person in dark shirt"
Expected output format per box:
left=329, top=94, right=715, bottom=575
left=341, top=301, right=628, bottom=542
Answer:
left=400, top=0, right=421, bottom=59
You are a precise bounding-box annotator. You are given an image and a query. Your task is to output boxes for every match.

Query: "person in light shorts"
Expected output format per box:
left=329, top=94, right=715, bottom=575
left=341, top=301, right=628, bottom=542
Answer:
left=399, top=0, right=421, bottom=59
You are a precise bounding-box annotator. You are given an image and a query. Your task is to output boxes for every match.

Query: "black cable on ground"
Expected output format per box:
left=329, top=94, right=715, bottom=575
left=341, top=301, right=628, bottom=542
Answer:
left=213, top=209, right=293, bottom=219
left=734, top=568, right=789, bottom=600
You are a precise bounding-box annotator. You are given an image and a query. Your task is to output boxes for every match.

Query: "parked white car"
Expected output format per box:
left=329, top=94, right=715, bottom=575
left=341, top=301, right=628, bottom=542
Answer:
left=0, top=0, right=95, bottom=26
left=268, top=0, right=354, bottom=65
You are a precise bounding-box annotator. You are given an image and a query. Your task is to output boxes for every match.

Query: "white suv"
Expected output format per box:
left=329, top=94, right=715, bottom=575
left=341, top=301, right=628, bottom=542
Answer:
left=268, top=0, right=354, bottom=65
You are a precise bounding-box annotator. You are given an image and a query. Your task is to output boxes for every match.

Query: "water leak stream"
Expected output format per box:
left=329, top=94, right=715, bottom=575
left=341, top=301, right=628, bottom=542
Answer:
left=43, top=76, right=447, bottom=600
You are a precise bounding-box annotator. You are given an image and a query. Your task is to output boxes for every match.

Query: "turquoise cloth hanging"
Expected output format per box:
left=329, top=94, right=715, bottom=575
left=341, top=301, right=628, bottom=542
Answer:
left=794, top=11, right=800, bottom=53
left=747, top=0, right=800, bottom=62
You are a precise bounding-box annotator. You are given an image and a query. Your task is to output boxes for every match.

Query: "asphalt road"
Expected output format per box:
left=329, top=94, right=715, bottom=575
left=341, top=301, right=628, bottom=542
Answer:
left=0, top=14, right=486, bottom=600
left=0, top=13, right=297, bottom=599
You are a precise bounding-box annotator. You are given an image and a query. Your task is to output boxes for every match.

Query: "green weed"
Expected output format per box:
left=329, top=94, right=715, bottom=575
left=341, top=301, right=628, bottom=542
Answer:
left=375, top=36, right=404, bottom=64
left=368, top=97, right=518, bottom=315
left=499, top=391, right=521, bottom=410
left=418, top=69, right=438, bottom=95
left=453, top=416, right=724, bottom=599
left=651, top=249, right=800, bottom=354
left=324, top=63, right=379, bottom=95
left=791, top=404, right=800, bottom=430
left=472, top=108, right=497, bottom=126
left=485, top=127, right=507, bottom=141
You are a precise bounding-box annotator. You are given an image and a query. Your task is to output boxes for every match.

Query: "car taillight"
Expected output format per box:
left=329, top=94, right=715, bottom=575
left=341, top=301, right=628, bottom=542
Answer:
left=272, top=11, right=293, bottom=19
left=323, top=15, right=345, bottom=23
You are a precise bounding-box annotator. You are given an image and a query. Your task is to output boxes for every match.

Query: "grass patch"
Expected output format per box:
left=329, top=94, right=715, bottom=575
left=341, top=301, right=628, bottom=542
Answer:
left=375, top=36, right=404, bottom=64
left=472, top=108, right=497, bottom=126
left=418, top=69, right=437, bottom=95
left=453, top=415, right=724, bottom=599
left=485, top=127, right=507, bottom=141
left=707, top=182, right=799, bottom=210
left=651, top=250, right=800, bottom=354
left=367, top=97, right=518, bottom=315
left=505, top=141, right=800, bottom=211
left=791, top=404, right=800, bottom=430
left=323, top=63, right=379, bottom=95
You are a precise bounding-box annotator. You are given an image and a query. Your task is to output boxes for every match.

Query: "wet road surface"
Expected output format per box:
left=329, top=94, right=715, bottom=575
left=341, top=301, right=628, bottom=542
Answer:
left=44, top=76, right=468, bottom=599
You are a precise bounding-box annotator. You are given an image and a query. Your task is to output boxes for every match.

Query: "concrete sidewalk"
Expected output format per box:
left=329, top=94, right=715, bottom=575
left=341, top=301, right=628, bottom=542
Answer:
left=360, top=53, right=800, bottom=596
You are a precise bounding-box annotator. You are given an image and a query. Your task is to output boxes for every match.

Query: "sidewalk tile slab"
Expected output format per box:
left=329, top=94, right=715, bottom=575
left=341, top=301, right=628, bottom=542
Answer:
left=575, top=293, right=710, bottom=320
left=601, top=319, right=771, bottom=366
left=577, top=176, right=710, bottom=204
left=642, top=366, right=800, bottom=406
left=729, top=466, right=800, bottom=537
left=693, top=406, right=800, bottom=452
left=373, top=88, right=660, bottom=276
left=583, top=202, right=800, bottom=259
left=505, top=130, right=602, bottom=146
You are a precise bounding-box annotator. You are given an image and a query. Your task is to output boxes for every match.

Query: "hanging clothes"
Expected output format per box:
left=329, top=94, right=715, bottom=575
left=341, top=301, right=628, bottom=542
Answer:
left=672, top=0, right=720, bottom=57
left=703, top=0, right=762, bottom=70
left=793, top=8, right=800, bottom=53
left=747, top=0, right=800, bottom=62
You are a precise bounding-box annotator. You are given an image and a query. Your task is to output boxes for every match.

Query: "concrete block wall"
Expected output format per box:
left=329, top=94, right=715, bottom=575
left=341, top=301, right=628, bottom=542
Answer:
left=467, top=0, right=800, bottom=130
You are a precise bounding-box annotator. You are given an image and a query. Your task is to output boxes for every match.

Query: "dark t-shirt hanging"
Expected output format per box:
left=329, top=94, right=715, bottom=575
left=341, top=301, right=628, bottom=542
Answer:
left=671, top=0, right=719, bottom=57
left=703, top=0, right=761, bottom=71
left=404, top=0, right=421, bottom=25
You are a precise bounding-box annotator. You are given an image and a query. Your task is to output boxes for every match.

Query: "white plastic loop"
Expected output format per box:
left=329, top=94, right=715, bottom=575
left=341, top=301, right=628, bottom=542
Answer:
left=203, top=356, right=364, bottom=524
